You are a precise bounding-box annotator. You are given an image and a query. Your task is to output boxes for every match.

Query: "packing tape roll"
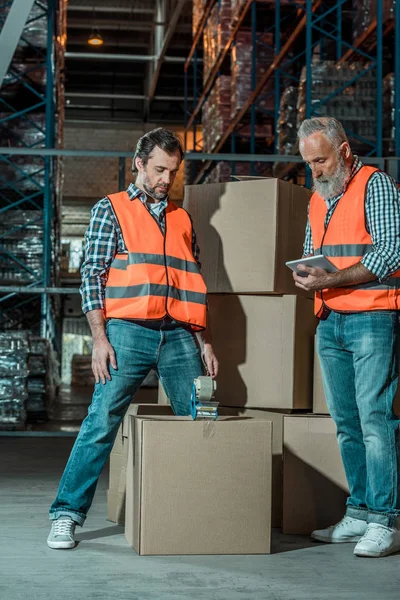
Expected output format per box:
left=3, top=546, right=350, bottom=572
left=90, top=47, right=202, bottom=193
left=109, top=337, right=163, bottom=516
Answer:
left=196, top=376, right=214, bottom=401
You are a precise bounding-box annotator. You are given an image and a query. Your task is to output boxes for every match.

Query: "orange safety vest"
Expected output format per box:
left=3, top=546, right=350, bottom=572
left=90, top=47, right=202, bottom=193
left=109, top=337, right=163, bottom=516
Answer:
left=309, top=165, right=400, bottom=316
left=104, top=192, right=207, bottom=331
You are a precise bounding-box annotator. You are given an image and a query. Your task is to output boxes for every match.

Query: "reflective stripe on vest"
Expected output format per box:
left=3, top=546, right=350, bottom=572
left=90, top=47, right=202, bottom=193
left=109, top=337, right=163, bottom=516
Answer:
left=103, top=192, right=207, bottom=330
left=111, top=252, right=201, bottom=273
left=309, top=165, right=400, bottom=315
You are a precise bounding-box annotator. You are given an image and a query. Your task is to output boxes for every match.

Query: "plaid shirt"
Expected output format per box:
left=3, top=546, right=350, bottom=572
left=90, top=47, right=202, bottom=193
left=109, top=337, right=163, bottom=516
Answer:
left=303, top=157, right=400, bottom=281
left=80, top=183, right=201, bottom=314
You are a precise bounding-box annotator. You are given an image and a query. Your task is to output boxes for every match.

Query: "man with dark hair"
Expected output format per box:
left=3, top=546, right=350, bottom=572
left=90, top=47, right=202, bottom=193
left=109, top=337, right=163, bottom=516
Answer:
left=47, top=128, right=218, bottom=549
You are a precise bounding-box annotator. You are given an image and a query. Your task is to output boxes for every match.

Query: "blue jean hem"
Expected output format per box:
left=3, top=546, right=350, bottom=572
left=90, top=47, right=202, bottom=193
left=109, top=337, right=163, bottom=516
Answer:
left=49, top=509, right=85, bottom=526
left=346, top=506, right=368, bottom=521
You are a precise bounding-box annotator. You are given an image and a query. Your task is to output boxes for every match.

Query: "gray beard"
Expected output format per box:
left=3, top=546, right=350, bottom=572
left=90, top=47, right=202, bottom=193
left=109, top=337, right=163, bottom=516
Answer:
left=313, top=157, right=351, bottom=200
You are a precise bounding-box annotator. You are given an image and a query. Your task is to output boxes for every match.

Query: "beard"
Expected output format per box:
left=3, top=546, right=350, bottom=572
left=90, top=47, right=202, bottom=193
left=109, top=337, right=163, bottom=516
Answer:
left=313, top=154, right=351, bottom=200
left=142, top=173, right=169, bottom=201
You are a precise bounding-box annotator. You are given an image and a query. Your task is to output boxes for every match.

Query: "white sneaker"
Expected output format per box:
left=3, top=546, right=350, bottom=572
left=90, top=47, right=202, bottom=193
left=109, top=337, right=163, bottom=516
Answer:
left=311, top=516, right=368, bottom=543
left=354, top=523, right=400, bottom=558
left=47, top=517, right=76, bottom=549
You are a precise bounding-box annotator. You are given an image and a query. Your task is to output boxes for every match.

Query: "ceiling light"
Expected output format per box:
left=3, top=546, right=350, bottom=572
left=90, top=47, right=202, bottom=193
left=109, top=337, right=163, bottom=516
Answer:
left=88, top=27, right=103, bottom=46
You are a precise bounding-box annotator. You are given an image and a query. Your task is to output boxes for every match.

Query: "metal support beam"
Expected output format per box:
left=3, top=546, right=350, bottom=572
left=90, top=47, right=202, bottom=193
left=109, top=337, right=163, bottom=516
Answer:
left=145, top=0, right=187, bottom=118
left=0, top=0, right=36, bottom=88
left=65, top=92, right=192, bottom=101
left=67, top=6, right=155, bottom=15
left=64, top=52, right=187, bottom=63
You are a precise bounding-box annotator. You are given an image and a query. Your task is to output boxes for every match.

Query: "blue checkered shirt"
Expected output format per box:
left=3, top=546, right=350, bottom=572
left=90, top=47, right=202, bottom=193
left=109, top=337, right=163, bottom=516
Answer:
left=303, top=157, right=400, bottom=281
left=80, top=183, right=201, bottom=314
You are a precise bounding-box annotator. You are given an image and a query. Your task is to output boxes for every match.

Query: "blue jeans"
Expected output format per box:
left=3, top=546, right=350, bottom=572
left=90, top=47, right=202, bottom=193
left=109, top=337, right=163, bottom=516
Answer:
left=50, top=319, right=203, bottom=525
left=317, top=310, right=400, bottom=528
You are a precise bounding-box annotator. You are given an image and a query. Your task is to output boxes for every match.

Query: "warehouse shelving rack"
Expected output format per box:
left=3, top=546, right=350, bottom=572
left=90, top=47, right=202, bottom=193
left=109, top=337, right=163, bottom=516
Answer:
left=184, top=0, right=400, bottom=185
left=0, top=0, right=63, bottom=342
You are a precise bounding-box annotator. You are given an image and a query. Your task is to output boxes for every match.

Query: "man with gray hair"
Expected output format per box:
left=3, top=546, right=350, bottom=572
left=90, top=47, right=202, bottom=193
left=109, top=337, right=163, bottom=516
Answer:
left=293, top=116, right=400, bottom=558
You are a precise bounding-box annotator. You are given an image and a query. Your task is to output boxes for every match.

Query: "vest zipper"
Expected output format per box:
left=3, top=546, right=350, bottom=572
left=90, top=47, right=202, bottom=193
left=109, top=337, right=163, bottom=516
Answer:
left=163, top=213, right=170, bottom=315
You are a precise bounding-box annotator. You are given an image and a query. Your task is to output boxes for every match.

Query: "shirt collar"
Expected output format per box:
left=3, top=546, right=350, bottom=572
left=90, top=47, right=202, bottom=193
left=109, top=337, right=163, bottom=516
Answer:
left=126, top=182, right=169, bottom=208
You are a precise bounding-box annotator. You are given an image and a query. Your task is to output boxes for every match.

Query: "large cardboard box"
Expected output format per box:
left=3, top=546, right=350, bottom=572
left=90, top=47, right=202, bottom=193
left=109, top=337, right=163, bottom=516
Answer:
left=155, top=396, right=286, bottom=528
left=283, top=415, right=348, bottom=534
left=125, top=405, right=273, bottom=555
left=107, top=387, right=158, bottom=524
left=208, top=294, right=316, bottom=409
left=183, top=178, right=310, bottom=294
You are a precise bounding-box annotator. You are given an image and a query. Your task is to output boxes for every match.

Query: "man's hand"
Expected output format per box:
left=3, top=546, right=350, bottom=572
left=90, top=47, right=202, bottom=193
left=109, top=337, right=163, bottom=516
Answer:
left=203, top=343, right=219, bottom=378
left=92, top=337, right=118, bottom=384
left=292, top=265, right=330, bottom=292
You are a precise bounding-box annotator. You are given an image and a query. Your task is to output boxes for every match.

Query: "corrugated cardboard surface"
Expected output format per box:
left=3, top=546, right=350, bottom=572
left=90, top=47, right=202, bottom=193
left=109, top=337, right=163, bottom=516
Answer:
left=125, top=407, right=272, bottom=555
left=107, top=391, right=159, bottom=524
left=107, top=489, right=125, bottom=524
left=152, top=404, right=285, bottom=527
left=208, top=294, right=316, bottom=409
left=157, top=381, right=169, bottom=405
left=183, top=179, right=310, bottom=294
left=282, top=415, right=348, bottom=535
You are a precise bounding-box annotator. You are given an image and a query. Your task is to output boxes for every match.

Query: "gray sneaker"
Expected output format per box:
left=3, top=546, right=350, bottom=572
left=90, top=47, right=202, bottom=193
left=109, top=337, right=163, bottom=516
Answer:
left=47, top=517, right=76, bottom=549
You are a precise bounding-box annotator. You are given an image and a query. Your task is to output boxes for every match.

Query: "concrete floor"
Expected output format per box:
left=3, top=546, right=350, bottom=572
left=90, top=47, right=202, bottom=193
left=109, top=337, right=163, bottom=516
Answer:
left=1, top=437, right=400, bottom=600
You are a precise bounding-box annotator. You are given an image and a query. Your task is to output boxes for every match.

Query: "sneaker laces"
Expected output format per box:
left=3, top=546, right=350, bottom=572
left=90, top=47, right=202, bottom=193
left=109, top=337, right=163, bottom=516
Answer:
left=332, top=516, right=356, bottom=530
left=361, top=524, right=391, bottom=547
left=53, top=518, right=75, bottom=537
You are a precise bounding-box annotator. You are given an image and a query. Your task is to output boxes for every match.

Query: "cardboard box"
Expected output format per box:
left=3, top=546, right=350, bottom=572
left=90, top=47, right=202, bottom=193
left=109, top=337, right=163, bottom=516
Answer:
left=282, top=415, right=348, bottom=535
left=125, top=405, right=273, bottom=555
left=183, top=178, right=310, bottom=294
left=227, top=408, right=286, bottom=528
left=155, top=398, right=285, bottom=527
left=157, top=381, right=169, bottom=405
left=208, top=294, right=316, bottom=409
left=107, top=489, right=125, bottom=524
left=107, top=387, right=159, bottom=524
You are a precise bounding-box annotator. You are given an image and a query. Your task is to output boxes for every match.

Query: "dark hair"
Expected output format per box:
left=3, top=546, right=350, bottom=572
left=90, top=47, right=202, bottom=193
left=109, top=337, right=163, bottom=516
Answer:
left=132, top=128, right=184, bottom=174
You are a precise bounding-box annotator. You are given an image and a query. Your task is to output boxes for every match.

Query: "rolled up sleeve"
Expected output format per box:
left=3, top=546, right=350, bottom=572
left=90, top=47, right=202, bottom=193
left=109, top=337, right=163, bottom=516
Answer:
left=80, top=200, right=118, bottom=314
left=361, top=172, right=400, bottom=281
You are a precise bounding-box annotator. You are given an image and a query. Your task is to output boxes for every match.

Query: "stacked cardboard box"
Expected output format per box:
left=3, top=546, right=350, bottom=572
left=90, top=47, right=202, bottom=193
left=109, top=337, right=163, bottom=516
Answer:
left=124, top=405, right=273, bottom=555
left=179, top=178, right=316, bottom=530
left=107, top=387, right=159, bottom=524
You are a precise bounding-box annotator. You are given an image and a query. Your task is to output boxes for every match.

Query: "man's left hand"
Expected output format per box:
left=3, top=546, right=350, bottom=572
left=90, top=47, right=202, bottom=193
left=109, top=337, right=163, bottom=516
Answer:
left=293, top=265, right=330, bottom=292
left=203, top=344, right=219, bottom=378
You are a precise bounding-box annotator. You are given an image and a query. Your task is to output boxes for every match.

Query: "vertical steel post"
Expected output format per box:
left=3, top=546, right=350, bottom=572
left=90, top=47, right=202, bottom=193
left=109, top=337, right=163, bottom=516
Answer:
left=305, top=0, right=313, bottom=188
left=41, top=0, right=55, bottom=338
left=250, top=0, right=257, bottom=175
left=336, top=0, right=342, bottom=60
left=376, top=0, right=383, bottom=158
left=273, top=0, right=281, bottom=154
left=395, top=0, right=400, bottom=180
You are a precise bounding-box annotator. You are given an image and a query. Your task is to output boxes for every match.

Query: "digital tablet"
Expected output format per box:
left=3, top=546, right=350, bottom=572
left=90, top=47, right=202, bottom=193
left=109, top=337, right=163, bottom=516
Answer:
left=286, top=254, right=339, bottom=277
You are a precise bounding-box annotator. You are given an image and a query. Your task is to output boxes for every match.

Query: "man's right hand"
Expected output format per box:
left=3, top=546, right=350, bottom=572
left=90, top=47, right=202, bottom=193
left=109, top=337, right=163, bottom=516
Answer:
left=92, top=338, right=118, bottom=384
